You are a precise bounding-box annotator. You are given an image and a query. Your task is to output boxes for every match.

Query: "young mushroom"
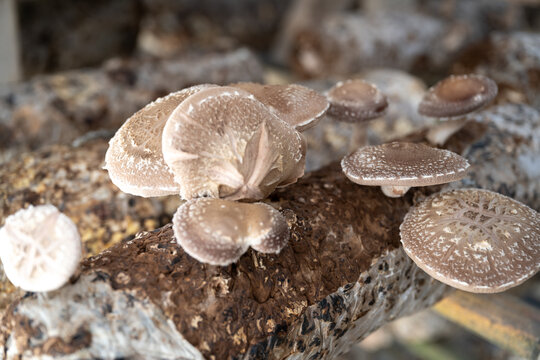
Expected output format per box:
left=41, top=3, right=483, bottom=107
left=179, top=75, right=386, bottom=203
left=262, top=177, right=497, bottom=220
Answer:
left=400, top=189, right=540, bottom=293
left=162, top=86, right=306, bottom=201
left=419, top=74, right=498, bottom=146
left=172, top=198, right=289, bottom=266
left=104, top=84, right=218, bottom=197
left=341, top=142, right=469, bottom=197
left=231, top=82, right=329, bottom=131
left=0, top=205, right=82, bottom=292
left=326, top=79, right=388, bottom=148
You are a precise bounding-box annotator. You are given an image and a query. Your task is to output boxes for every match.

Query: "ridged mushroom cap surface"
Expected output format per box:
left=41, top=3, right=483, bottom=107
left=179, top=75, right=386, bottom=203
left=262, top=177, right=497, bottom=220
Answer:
left=162, top=86, right=306, bottom=201
left=326, top=79, right=388, bottom=123
left=0, top=205, right=82, bottom=292
left=104, top=84, right=218, bottom=197
left=341, top=142, right=469, bottom=187
left=400, top=189, right=540, bottom=293
left=418, top=74, right=498, bottom=118
left=172, top=198, right=289, bottom=266
left=232, top=82, right=329, bottom=131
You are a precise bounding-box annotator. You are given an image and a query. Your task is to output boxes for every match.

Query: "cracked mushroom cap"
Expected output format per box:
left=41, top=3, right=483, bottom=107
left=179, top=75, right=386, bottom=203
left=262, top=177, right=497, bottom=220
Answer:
left=173, top=198, right=289, bottom=266
left=400, top=189, right=540, bottom=293
left=418, top=74, right=498, bottom=118
left=341, top=142, right=469, bottom=187
left=326, top=79, right=388, bottom=123
left=162, top=86, right=306, bottom=201
left=104, top=84, right=218, bottom=197
left=0, top=205, right=82, bottom=292
left=231, top=82, right=329, bottom=131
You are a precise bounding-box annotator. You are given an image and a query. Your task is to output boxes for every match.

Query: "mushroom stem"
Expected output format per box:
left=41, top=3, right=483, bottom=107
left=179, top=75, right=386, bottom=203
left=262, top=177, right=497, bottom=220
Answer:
left=426, top=117, right=469, bottom=146
left=349, top=123, right=369, bottom=151
left=381, top=185, right=410, bottom=198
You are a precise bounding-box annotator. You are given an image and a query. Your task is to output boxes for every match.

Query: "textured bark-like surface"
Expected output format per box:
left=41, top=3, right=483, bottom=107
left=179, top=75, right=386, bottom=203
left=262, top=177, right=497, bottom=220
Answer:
left=0, top=48, right=263, bottom=163
left=18, top=0, right=141, bottom=78
left=0, top=138, right=182, bottom=311
left=0, top=163, right=448, bottom=359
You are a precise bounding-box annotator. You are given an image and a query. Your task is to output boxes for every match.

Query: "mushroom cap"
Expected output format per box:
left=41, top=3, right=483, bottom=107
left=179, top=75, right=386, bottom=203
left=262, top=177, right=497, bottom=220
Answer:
left=326, top=79, right=388, bottom=123
left=172, top=198, right=289, bottom=266
left=418, top=74, right=498, bottom=118
left=231, top=82, right=329, bottom=131
left=104, top=84, right=218, bottom=197
left=0, top=205, right=82, bottom=292
left=400, top=189, right=540, bottom=293
left=341, top=142, right=469, bottom=187
left=162, top=86, right=306, bottom=201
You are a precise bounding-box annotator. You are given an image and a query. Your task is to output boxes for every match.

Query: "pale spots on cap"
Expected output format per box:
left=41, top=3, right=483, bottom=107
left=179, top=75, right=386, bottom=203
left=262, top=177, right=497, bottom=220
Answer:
left=104, top=84, right=218, bottom=197
left=341, top=142, right=469, bottom=187
left=326, top=79, right=388, bottom=123
left=419, top=74, right=498, bottom=118
left=162, top=86, right=306, bottom=201
left=172, top=198, right=289, bottom=266
left=231, top=82, right=329, bottom=131
left=0, top=205, right=82, bottom=292
left=400, top=189, right=540, bottom=293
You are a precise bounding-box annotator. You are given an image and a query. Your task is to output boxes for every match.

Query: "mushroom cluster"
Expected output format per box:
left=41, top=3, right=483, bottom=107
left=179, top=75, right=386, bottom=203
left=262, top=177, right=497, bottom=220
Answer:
left=105, top=83, right=329, bottom=265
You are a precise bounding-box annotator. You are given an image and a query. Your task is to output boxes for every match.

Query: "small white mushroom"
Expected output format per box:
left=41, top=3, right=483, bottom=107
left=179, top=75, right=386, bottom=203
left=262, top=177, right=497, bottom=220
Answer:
left=104, top=84, right=218, bottom=197
left=326, top=79, right=388, bottom=147
left=341, top=142, right=469, bottom=197
left=0, top=205, right=82, bottom=292
left=419, top=74, right=498, bottom=146
left=231, top=82, right=329, bottom=131
left=400, top=189, right=540, bottom=293
left=172, top=198, right=290, bottom=266
left=162, top=86, right=306, bottom=201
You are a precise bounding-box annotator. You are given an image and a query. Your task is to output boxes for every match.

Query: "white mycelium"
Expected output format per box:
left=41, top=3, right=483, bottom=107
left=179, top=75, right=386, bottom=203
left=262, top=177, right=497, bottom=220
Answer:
left=0, top=205, right=82, bottom=292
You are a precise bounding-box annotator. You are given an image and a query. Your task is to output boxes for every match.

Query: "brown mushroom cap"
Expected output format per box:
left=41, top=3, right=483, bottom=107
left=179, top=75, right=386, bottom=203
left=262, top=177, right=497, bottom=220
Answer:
left=341, top=142, right=469, bottom=187
left=418, top=74, right=498, bottom=118
left=162, top=86, right=306, bottom=201
left=326, top=79, right=388, bottom=123
left=231, top=82, right=329, bottom=131
left=400, top=189, right=540, bottom=293
left=104, top=84, right=218, bottom=197
left=172, top=198, right=289, bottom=266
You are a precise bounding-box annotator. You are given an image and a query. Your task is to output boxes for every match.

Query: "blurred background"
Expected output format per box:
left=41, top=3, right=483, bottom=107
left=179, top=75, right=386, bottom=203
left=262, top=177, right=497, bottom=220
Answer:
left=0, top=0, right=539, bottom=359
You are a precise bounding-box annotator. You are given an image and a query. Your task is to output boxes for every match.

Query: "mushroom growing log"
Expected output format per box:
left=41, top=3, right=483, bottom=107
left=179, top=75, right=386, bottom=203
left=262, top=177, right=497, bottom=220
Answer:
left=0, top=163, right=449, bottom=359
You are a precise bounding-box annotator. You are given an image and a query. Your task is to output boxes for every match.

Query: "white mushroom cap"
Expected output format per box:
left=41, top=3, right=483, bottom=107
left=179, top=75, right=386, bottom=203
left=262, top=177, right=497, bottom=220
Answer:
left=0, top=205, right=82, bottom=292
left=104, top=84, right=218, bottom=197
left=231, top=82, right=329, bottom=131
left=172, top=198, right=289, bottom=266
left=326, top=79, right=388, bottom=123
left=400, top=189, right=540, bottom=293
left=341, top=142, right=469, bottom=187
left=162, top=86, right=306, bottom=201
left=418, top=74, right=498, bottom=118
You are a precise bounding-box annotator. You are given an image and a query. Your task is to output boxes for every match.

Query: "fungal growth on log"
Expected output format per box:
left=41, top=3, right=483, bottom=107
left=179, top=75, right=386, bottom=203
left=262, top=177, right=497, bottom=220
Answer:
left=172, top=198, right=289, bottom=265
left=104, top=84, right=218, bottom=197
left=341, top=142, right=469, bottom=197
left=162, top=86, right=306, bottom=200
left=231, top=82, right=329, bottom=131
left=0, top=205, right=82, bottom=292
left=419, top=74, right=498, bottom=146
left=400, top=189, right=540, bottom=293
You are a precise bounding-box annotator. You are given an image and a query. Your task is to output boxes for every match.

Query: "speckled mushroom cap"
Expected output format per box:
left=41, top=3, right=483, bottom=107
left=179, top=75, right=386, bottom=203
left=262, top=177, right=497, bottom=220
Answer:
left=172, top=198, right=289, bottom=266
left=418, top=74, right=498, bottom=118
left=341, top=142, right=469, bottom=187
left=231, top=82, right=329, bottom=131
left=104, top=84, right=218, bottom=197
left=400, top=189, right=540, bottom=293
left=0, top=205, right=82, bottom=292
left=162, top=86, right=306, bottom=201
left=326, top=79, right=388, bottom=123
